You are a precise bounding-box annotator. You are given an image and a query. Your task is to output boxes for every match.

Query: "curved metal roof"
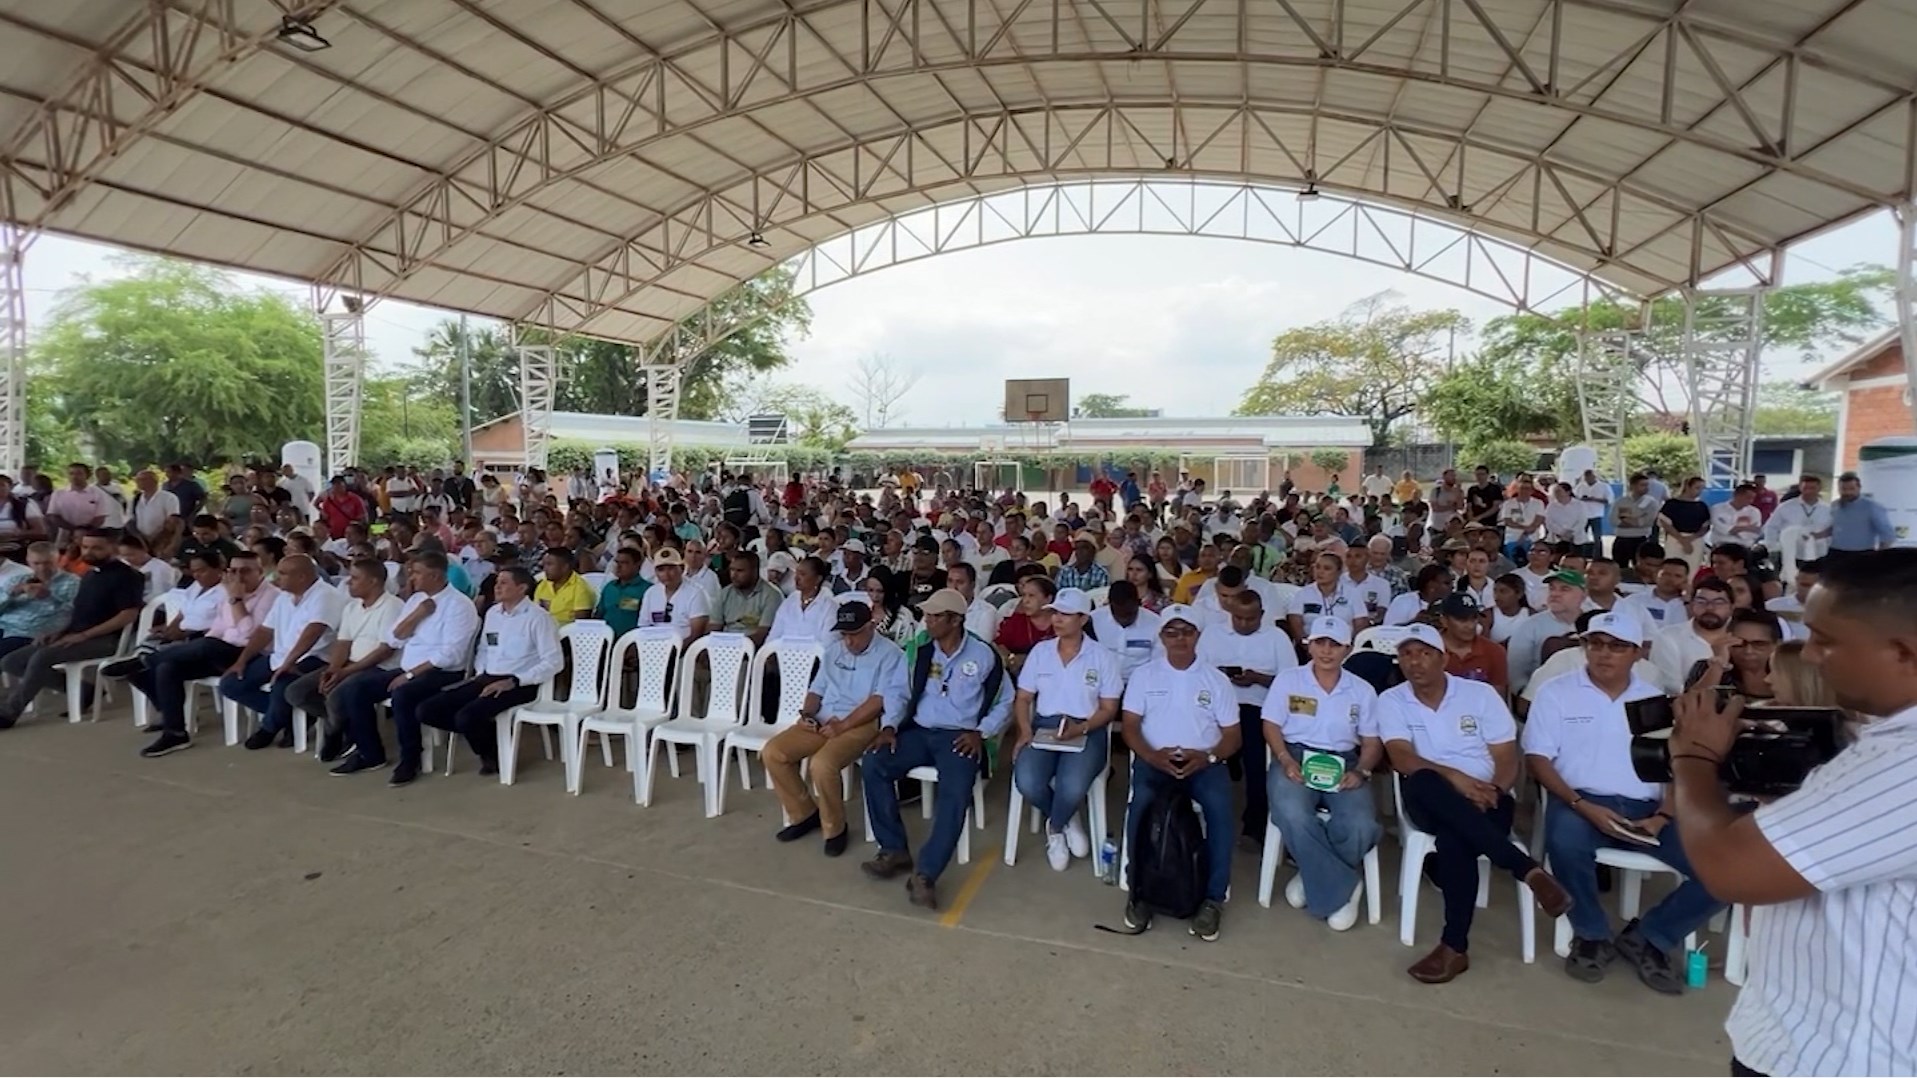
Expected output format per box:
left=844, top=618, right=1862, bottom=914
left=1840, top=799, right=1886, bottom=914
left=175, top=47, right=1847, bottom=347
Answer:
left=3, top=0, right=1913, bottom=346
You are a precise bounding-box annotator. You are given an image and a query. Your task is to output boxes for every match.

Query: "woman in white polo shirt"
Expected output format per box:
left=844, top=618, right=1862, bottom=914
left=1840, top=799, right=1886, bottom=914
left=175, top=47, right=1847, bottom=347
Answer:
left=1262, top=616, right=1382, bottom=930
left=1009, top=587, right=1124, bottom=872
left=1378, top=624, right=1573, bottom=984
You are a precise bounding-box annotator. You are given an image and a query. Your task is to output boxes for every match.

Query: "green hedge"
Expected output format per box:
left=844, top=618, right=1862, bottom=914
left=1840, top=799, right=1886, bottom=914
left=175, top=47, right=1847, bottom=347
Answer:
left=545, top=441, right=1267, bottom=476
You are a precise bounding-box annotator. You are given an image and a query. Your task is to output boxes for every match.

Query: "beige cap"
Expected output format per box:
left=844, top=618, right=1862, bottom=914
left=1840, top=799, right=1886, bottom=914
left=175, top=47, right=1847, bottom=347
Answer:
left=651, top=548, right=685, bottom=566
left=918, top=587, right=969, bottom=617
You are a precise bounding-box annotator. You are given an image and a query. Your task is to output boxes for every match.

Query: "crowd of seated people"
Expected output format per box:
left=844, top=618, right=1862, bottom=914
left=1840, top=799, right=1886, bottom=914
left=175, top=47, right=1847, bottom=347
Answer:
left=0, top=457, right=1888, bottom=984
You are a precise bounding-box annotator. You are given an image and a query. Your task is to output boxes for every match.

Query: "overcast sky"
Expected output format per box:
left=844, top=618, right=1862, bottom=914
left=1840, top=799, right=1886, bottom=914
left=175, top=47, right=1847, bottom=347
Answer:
left=21, top=205, right=1894, bottom=428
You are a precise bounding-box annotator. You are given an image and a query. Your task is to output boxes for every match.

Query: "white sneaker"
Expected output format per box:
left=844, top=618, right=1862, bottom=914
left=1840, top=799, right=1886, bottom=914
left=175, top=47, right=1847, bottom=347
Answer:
left=1063, top=814, right=1091, bottom=859
left=1045, top=830, right=1070, bottom=872
left=1284, top=874, right=1307, bottom=909
left=1327, top=882, right=1365, bottom=932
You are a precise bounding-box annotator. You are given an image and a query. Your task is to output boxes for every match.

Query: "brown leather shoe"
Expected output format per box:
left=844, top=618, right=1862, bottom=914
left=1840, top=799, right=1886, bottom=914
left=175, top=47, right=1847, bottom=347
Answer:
left=1525, top=866, right=1574, bottom=918
left=1408, top=943, right=1470, bottom=984
left=906, top=873, right=939, bottom=910
left=860, top=849, right=913, bottom=880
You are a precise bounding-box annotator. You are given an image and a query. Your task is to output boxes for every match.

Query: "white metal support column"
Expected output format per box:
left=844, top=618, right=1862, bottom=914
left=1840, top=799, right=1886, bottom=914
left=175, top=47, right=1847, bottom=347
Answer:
left=317, top=293, right=367, bottom=480
left=643, top=360, right=682, bottom=481
left=514, top=331, right=556, bottom=471
left=1576, top=329, right=1635, bottom=480
left=0, top=220, right=27, bottom=477
left=1682, top=289, right=1766, bottom=487
left=1897, top=200, right=1917, bottom=430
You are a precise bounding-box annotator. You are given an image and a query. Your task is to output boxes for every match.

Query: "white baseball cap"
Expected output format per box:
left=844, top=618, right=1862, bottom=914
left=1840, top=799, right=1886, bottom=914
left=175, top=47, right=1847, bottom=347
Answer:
left=1044, top=588, right=1093, bottom=616
left=1396, top=623, right=1444, bottom=654
left=1160, top=603, right=1203, bottom=631
left=1304, top=616, right=1352, bottom=645
left=841, top=538, right=868, bottom=554
left=1584, top=610, right=1644, bottom=646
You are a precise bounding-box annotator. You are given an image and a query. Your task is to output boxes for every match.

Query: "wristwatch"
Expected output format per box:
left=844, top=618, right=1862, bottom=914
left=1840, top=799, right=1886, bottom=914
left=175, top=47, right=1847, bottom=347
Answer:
left=1205, top=751, right=1219, bottom=765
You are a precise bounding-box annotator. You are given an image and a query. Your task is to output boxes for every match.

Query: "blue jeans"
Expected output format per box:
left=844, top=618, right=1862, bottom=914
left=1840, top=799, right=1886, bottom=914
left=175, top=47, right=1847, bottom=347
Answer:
left=1546, top=790, right=1728, bottom=952
left=1126, top=758, right=1234, bottom=902
left=1266, top=741, right=1382, bottom=918
left=1012, top=722, right=1108, bottom=831
left=334, top=666, right=463, bottom=765
left=862, top=726, right=982, bottom=884
left=219, top=654, right=326, bottom=734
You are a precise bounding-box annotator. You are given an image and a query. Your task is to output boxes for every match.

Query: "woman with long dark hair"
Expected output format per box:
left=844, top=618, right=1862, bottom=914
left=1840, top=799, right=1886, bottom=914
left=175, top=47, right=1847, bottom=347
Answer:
left=861, top=565, right=920, bottom=644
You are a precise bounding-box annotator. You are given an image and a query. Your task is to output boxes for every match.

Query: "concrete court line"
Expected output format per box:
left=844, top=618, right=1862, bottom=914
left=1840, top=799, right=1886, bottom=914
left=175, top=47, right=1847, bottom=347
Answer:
left=5, top=741, right=1722, bottom=1069
left=936, top=848, right=1000, bottom=927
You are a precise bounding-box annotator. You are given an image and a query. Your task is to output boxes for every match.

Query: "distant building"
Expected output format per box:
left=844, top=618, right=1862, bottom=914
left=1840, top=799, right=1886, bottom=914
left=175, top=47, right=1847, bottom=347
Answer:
left=1808, top=329, right=1914, bottom=471
left=469, top=411, right=753, bottom=469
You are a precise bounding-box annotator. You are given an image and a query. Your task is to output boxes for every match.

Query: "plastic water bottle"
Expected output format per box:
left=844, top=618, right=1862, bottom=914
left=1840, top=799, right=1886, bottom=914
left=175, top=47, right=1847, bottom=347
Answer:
left=1098, top=836, right=1118, bottom=885
left=1685, top=947, right=1709, bottom=989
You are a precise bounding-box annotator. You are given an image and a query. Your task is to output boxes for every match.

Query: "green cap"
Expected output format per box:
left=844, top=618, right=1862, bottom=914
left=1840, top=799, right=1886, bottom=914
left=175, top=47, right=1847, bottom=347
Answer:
left=1545, top=568, right=1587, bottom=589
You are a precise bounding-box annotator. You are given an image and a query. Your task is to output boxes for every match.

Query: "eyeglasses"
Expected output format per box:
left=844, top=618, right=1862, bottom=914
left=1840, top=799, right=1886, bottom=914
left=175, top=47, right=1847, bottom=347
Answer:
left=1692, top=596, right=1732, bottom=609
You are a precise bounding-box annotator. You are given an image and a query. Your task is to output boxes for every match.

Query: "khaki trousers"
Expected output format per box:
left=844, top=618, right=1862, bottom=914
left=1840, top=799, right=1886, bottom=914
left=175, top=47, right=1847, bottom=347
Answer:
left=761, top=722, right=878, bottom=837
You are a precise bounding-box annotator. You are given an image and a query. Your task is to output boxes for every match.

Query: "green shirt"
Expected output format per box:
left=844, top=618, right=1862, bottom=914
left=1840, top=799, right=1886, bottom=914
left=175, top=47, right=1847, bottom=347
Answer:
left=594, top=576, right=650, bottom=637
left=715, top=580, right=783, bottom=636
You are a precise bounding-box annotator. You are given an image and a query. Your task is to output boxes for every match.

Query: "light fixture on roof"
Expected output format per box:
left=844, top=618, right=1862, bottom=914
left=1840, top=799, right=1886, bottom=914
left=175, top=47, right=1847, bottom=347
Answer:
left=277, top=14, right=332, bottom=53
left=1296, top=185, right=1321, bottom=202
left=747, top=231, right=770, bottom=248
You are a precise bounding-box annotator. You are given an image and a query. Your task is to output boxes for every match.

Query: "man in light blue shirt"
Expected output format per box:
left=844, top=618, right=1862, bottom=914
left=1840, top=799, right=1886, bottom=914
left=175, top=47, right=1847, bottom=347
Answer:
left=0, top=542, right=78, bottom=660
left=861, top=587, right=1012, bottom=909
left=1827, top=471, right=1896, bottom=566
left=762, top=596, right=905, bottom=855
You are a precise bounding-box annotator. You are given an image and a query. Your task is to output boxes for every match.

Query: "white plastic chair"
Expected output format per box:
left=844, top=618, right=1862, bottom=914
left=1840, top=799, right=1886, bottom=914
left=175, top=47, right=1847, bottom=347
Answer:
left=1084, top=586, right=1110, bottom=609
left=719, top=638, right=821, bottom=808
left=643, top=632, right=755, bottom=816
left=1256, top=811, right=1383, bottom=925
left=52, top=614, right=145, bottom=724
left=1004, top=751, right=1109, bottom=878
left=981, top=583, right=1019, bottom=610
left=581, top=571, right=611, bottom=592
left=575, top=627, right=681, bottom=799
left=862, top=758, right=989, bottom=865
left=1393, top=773, right=1536, bottom=962
left=498, top=621, right=615, bottom=790
left=108, top=593, right=183, bottom=729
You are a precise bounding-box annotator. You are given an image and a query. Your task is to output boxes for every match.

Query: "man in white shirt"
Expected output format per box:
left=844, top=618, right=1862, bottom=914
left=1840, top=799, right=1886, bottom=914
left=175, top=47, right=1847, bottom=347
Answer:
left=1525, top=611, right=1727, bottom=994
left=1670, top=548, right=1917, bottom=1077
left=1263, top=616, right=1382, bottom=929
left=408, top=565, right=563, bottom=781
left=1339, top=544, right=1392, bottom=629
left=1573, top=470, right=1612, bottom=554
left=1380, top=623, right=1572, bottom=983
left=1648, top=577, right=1734, bottom=694
left=1617, top=557, right=1691, bottom=634
left=331, top=550, right=479, bottom=776
left=127, top=469, right=182, bottom=557
left=944, top=561, right=1000, bottom=642
left=277, top=463, right=316, bottom=521
left=1091, top=580, right=1161, bottom=679
left=285, top=558, right=404, bottom=763
left=1497, top=479, right=1544, bottom=561
left=1708, top=483, right=1764, bottom=549
left=1197, top=589, right=1297, bottom=843
left=1361, top=466, right=1394, bottom=500
left=1610, top=472, right=1661, bottom=567
left=681, top=537, right=723, bottom=605
left=1762, top=473, right=1832, bottom=561
left=220, top=554, right=342, bottom=751
left=636, top=547, right=711, bottom=642
left=1118, top=604, right=1241, bottom=942
left=1512, top=541, right=1557, bottom=609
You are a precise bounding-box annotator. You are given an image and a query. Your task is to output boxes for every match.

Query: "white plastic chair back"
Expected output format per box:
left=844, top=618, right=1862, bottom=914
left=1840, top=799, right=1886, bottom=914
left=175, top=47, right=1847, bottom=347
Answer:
left=138, top=592, right=173, bottom=639
left=1777, top=525, right=1810, bottom=588
left=581, top=571, right=611, bottom=593
left=681, top=632, right=755, bottom=723
left=544, top=620, right=614, bottom=708
left=750, top=638, right=822, bottom=724
left=1085, top=586, right=1110, bottom=608
left=610, top=627, right=681, bottom=716
left=981, top=583, right=1018, bottom=610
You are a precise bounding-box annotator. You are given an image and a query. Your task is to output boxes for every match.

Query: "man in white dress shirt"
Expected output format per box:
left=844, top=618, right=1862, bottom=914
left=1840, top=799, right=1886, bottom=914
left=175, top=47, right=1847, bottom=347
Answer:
left=409, top=566, right=563, bottom=780
left=1671, top=548, right=1917, bottom=1077
left=331, top=550, right=479, bottom=777
left=1090, top=580, right=1161, bottom=679
left=945, top=561, right=1000, bottom=642
left=1196, top=589, right=1297, bottom=843
left=284, top=558, right=404, bottom=763
left=635, top=547, right=711, bottom=642
left=222, top=554, right=343, bottom=751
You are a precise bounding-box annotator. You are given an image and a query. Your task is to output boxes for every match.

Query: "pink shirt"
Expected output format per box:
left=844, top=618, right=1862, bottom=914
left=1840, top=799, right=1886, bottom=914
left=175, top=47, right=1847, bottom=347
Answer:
left=209, top=582, right=281, bottom=647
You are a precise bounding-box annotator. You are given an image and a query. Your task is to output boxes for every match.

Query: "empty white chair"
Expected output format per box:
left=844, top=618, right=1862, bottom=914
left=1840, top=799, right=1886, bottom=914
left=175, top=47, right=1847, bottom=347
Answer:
left=581, top=571, right=611, bottom=593
left=643, top=632, right=755, bottom=816
left=1393, top=773, right=1536, bottom=962
left=1004, top=758, right=1109, bottom=878
left=862, top=761, right=989, bottom=865
left=498, top=621, right=615, bottom=790
left=719, top=638, right=822, bottom=809
left=575, top=627, right=681, bottom=799
left=1256, top=814, right=1382, bottom=925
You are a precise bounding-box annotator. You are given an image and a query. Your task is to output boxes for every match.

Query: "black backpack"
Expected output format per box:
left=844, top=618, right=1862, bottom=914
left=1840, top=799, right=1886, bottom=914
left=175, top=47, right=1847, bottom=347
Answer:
left=722, top=486, right=752, bottom=527
left=1127, top=783, right=1207, bottom=920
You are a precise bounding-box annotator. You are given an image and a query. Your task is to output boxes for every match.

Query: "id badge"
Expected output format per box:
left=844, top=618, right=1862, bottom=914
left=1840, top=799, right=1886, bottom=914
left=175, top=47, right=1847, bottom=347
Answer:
left=1301, top=751, right=1345, bottom=792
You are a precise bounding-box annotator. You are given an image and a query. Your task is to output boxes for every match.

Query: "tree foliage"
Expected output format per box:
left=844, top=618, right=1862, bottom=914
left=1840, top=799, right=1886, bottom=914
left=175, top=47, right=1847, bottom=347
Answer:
left=1309, top=448, right=1351, bottom=474
left=1624, top=433, right=1703, bottom=480
left=848, top=354, right=921, bottom=428
left=726, top=379, right=860, bottom=450
left=1462, top=439, right=1544, bottom=475
left=1425, top=354, right=1566, bottom=445
left=1236, top=292, right=1469, bottom=445
left=32, top=257, right=323, bottom=466
left=1073, top=392, right=1154, bottom=418
left=1752, top=380, right=1838, bottom=436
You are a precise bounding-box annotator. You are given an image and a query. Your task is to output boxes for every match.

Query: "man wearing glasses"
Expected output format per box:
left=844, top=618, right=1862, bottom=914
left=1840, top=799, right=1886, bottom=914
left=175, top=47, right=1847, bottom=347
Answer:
left=1649, top=577, right=1737, bottom=694
left=136, top=549, right=279, bottom=757
left=1524, top=611, right=1730, bottom=993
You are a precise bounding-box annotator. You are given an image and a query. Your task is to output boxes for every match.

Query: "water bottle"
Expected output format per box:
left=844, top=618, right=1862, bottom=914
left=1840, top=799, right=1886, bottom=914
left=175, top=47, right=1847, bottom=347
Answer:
left=1098, top=836, right=1118, bottom=885
left=1685, top=947, right=1709, bottom=989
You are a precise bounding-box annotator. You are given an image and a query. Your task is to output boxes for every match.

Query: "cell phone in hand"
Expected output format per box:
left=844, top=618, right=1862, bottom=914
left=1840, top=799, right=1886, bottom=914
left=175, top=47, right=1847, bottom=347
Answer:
left=1218, top=665, right=1244, bottom=678
left=1607, top=819, right=1659, bottom=846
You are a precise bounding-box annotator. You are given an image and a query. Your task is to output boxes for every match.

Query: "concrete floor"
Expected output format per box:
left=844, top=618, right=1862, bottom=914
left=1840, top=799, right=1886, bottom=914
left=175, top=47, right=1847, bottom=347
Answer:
left=0, top=707, right=1735, bottom=1075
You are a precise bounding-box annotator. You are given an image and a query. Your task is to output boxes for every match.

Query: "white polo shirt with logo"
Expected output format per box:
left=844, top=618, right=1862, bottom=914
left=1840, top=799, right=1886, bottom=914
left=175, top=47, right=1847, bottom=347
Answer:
left=1340, top=572, right=1393, bottom=622
left=1120, top=656, right=1239, bottom=752
left=1261, top=665, right=1379, bottom=751
left=1519, top=666, right=1662, bottom=800
left=1090, top=604, right=1161, bottom=679
left=1375, top=674, right=1516, bottom=783
left=1196, top=623, right=1297, bottom=707
left=1017, top=637, right=1123, bottom=719
left=1286, top=583, right=1354, bottom=625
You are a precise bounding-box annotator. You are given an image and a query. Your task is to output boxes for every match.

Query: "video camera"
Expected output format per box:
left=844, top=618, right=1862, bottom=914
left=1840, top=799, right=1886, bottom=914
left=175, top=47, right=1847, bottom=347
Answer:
left=1626, top=694, right=1844, bottom=798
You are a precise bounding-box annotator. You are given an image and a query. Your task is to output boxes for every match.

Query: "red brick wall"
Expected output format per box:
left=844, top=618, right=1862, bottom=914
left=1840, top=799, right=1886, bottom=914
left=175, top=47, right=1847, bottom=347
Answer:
left=1839, top=342, right=1912, bottom=470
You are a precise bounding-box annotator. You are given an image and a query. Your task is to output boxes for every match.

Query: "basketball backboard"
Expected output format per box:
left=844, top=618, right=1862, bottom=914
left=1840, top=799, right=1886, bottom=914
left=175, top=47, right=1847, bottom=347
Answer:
left=1004, top=378, right=1070, bottom=423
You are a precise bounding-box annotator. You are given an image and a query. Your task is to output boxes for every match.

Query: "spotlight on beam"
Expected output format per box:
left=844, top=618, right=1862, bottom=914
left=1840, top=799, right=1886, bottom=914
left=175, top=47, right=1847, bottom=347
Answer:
left=747, top=232, right=770, bottom=248
left=1296, top=185, right=1321, bottom=202
left=277, top=15, right=332, bottom=53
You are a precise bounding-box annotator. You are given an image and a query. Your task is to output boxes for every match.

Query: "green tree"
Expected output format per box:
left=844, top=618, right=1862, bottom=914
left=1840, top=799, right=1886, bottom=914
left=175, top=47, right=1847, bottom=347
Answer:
left=1625, top=433, right=1702, bottom=480
left=32, top=257, right=323, bottom=465
left=1236, top=292, right=1469, bottom=445
left=1425, top=354, right=1568, bottom=445
left=1462, top=439, right=1543, bottom=475
left=725, top=379, right=860, bottom=450
left=1752, top=380, right=1838, bottom=435
left=409, top=320, right=519, bottom=426
left=359, top=375, right=458, bottom=469
left=652, top=267, right=814, bottom=420
left=1073, top=392, right=1153, bottom=418
left=1309, top=448, right=1351, bottom=474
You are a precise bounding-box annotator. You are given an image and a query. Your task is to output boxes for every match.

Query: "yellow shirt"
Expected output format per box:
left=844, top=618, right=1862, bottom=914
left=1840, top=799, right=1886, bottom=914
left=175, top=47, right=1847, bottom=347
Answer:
left=534, top=573, right=597, bottom=626
left=1172, top=568, right=1214, bottom=604
left=1393, top=479, right=1422, bottom=503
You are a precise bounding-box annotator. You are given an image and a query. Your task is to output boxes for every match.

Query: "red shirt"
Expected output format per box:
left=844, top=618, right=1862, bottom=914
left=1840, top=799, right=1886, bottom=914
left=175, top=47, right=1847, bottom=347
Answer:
left=1047, top=539, right=1074, bottom=560
left=1443, top=635, right=1509, bottom=696
left=317, top=491, right=365, bottom=535
left=1090, top=476, right=1116, bottom=500
left=995, top=612, right=1055, bottom=655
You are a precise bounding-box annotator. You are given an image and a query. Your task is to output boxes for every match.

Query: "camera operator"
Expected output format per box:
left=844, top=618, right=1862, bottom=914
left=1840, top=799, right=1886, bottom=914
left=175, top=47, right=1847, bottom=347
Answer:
left=1670, top=548, right=1917, bottom=1076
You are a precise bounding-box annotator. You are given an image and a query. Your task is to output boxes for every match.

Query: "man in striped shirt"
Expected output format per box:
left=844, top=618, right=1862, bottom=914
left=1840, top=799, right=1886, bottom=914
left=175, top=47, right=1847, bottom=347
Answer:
left=1670, top=548, right=1917, bottom=1076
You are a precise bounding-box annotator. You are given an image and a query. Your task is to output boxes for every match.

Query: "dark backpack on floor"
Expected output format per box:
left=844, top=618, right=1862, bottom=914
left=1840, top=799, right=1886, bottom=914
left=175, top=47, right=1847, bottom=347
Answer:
left=1128, top=784, right=1207, bottom=920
